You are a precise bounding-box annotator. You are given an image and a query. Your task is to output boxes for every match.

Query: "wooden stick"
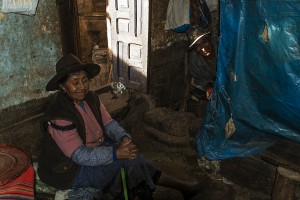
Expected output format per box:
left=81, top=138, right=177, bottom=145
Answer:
left=179, top=52, right=191, bottom=111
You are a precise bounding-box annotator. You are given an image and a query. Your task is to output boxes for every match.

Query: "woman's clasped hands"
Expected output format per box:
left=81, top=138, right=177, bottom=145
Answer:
left=116, top=137, right=138, bottom=160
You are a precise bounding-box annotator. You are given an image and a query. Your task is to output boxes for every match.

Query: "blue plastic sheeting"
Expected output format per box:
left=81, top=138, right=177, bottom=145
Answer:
left=196, top=0, right=300, bottom=160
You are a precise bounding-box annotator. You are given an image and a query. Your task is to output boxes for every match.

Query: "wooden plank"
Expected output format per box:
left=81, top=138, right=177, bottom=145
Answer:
left=261, top=140, right=300, bottom=173
left=77, top=0, right=106, bottom=14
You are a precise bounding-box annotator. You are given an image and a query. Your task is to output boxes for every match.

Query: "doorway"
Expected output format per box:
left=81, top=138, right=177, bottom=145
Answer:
left=57, top=0, right=149, bottom=92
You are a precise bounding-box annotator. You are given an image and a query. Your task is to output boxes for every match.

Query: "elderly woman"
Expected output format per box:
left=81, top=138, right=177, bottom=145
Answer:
left=37, top=54, right=207, bottom=200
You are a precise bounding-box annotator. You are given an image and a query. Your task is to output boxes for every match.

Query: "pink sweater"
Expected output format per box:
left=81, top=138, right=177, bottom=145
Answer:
left=48, top=101, right=112, bottom=157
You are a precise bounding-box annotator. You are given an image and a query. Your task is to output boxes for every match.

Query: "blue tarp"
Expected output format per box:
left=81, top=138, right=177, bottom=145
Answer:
left=196, top=0, right=300, bottom=160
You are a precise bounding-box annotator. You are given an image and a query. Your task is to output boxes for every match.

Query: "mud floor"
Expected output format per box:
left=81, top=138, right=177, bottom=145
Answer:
left=100, top=90, right=271, bottom=200
left=132, top=130, right=270, bottom=200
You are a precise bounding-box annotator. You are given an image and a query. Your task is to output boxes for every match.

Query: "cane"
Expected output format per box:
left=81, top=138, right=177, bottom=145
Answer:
left=121, top=167, right=128, bottom=200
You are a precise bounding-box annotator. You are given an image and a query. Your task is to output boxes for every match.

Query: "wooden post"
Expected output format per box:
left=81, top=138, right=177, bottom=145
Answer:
left=271, top=167, right=300, bottom=200
left=179, top=52, right=191, bottom=111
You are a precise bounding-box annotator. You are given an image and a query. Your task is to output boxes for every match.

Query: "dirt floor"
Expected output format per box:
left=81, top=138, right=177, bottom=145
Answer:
left=99, top=89, right=271, bottom=200
left=133, top=129, right=270, bottom=200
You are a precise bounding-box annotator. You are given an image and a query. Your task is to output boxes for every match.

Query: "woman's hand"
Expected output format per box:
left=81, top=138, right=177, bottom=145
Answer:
left=120, top=136, right=131, bottom=145
left=116, top=138, right=138, bottom=160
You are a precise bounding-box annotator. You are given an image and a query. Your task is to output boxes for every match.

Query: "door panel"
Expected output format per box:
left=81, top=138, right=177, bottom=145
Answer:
left=108, top=0, right=149, bottom=92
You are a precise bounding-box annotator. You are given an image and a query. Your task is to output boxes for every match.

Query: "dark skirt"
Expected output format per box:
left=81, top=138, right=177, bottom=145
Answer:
left=71, top=155, right=161, bottom=200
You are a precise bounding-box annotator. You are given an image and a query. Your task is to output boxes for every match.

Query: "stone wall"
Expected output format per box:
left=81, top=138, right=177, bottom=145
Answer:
left=150, top=42, right=188, bottom=109
left=148, top=0, right=189, bottom=108
left=0, top=95, right=52, bottom=156
left=0, top=0, right=62, bottom=110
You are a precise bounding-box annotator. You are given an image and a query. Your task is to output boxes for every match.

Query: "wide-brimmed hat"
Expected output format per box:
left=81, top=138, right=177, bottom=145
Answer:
left=186, top=26, right=210, bottom=48
left=46, top=53, right=100, bottom=91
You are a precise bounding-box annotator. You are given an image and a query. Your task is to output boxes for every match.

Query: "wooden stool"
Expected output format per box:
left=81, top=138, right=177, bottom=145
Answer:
left=261, top=140, right=300, bottom=200
left=271, top=167, right=300, bottom=200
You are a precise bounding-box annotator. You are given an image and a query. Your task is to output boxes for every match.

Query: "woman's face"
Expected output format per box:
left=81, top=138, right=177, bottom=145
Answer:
left=60, top=70, right=90, bottom=103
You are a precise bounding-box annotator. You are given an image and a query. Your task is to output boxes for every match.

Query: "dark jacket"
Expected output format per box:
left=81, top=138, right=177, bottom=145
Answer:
left=37, top=91, right=105, bottom=190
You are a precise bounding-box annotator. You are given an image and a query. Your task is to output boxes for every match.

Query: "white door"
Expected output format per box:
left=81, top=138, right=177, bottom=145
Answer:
left=107, top=0, right=149, bottom=92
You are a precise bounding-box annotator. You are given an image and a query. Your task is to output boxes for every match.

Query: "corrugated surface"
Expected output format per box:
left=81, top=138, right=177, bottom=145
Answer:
left=0, top=0, right=62, bottom=109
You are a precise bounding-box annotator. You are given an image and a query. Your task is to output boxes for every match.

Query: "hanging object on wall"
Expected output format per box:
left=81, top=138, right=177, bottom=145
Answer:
left=206, top=0, right=218, bottom=12
left=190, top=0, right=212, bottom=28
left=1, top=0, right=39, bottom=15
left=165, top=0, right=212, bottom=33
left=224, top=114, right=236, bottom=139
left=165, top=0, right=190, bottom=32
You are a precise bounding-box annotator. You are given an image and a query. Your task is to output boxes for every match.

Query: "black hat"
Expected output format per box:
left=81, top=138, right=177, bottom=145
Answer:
left=186, top=26, right=210, bottom=48
left=46, top=54, right=100, bottom=91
